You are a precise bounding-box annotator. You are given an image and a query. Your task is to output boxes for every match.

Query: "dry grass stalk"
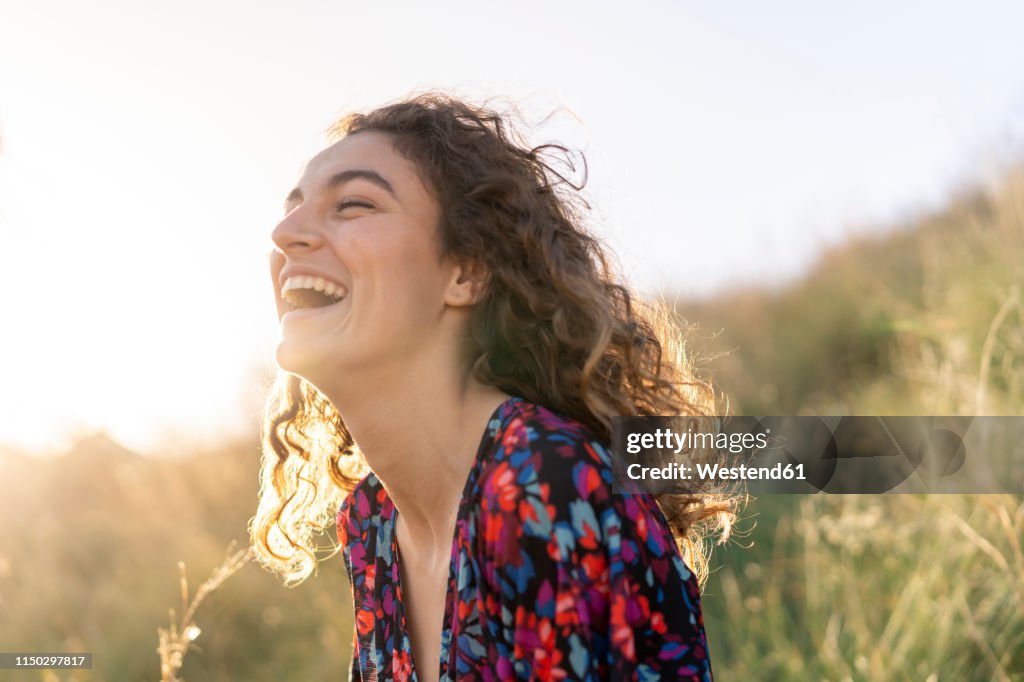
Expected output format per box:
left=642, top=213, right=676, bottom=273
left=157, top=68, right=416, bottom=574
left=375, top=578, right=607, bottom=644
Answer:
left=975, top=286, right=1020, bottom=413
left=156, top=544, right=254, bottom=682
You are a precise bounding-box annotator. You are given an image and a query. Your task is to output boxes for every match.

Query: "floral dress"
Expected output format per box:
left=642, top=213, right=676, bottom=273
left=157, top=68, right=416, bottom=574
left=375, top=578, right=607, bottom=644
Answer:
left=337, top=397, right=714, bottom=681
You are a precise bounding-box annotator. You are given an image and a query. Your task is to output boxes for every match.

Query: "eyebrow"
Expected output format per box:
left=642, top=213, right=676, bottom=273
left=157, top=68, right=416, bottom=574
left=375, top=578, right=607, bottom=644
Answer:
left=285, top=169, right=396, bottom=206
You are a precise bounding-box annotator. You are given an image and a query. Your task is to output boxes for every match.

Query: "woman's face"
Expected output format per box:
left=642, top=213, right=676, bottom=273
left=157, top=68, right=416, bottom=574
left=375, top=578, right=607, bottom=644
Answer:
left=270, top=132, right=467, bottom=389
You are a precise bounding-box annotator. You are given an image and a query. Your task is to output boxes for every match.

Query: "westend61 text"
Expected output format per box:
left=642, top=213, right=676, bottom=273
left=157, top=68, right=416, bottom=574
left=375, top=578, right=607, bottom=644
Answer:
left=627, top=462, right=807, bottom=481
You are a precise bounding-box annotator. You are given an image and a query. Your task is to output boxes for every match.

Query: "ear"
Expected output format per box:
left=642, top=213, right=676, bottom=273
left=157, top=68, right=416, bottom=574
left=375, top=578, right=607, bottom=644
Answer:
left=443, top=260, right=490, bottom=307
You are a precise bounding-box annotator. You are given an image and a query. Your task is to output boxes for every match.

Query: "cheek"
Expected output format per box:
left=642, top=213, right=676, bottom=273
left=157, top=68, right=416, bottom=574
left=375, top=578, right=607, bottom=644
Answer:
left=362, top=233, right=448, bottom=291
left=336, top=219, right=448, bottom=300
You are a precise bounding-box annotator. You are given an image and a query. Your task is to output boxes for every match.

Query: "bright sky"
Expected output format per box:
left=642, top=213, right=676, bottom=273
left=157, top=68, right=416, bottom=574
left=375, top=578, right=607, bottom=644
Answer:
left=1, top=0, right=1023, bottom=452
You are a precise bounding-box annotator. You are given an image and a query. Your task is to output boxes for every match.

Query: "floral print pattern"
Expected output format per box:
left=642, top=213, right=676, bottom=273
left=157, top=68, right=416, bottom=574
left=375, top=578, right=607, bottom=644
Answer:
left=337, top=397, right=713, bottom=681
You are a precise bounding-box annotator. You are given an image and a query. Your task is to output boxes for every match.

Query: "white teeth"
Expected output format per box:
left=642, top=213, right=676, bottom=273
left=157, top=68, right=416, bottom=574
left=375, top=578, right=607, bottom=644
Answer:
left=282, top=276, right=347, bottom=300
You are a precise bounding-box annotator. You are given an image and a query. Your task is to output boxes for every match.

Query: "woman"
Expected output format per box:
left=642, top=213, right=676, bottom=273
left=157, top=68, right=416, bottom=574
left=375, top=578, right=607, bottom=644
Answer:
left=251, top=94, right=737, bottom=681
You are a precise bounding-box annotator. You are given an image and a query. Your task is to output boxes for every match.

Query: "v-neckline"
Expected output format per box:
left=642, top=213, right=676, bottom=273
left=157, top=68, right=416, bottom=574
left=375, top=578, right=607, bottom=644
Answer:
left=382, top=395, right=521, bottom=682
left=390, top=503, right=456, bottom=682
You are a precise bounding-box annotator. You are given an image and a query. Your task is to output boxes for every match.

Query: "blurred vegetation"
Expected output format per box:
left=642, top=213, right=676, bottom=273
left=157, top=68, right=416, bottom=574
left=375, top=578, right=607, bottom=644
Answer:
left=0, top=166, right=1021, bottom=680
left=678, top=166, right=1024, bottom=681
left=0, top=436, right=351, bottom=681
left=680, top=171, right=1023, bottom=417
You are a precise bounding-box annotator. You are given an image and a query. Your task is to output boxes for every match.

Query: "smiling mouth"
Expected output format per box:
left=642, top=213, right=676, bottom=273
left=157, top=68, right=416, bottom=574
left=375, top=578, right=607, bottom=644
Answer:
left=281, top=276, right=347, bottom=311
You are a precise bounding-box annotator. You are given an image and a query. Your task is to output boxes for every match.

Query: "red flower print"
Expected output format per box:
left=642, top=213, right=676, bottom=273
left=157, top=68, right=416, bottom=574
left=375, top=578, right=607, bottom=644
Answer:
left=338, top=398, right=713, bottom=681
left=356, top=608, right=374, bottom=636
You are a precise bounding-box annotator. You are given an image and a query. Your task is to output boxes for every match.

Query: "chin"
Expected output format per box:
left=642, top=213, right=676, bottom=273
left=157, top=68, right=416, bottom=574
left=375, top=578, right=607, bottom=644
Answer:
left=274, top=340, right=323, bottom=384
left=275, top=341, right=353, bottom=402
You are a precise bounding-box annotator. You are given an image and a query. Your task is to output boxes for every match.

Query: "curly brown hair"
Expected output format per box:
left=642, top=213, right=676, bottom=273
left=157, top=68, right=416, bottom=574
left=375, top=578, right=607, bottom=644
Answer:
left=250, top=93, right=740, bottom=586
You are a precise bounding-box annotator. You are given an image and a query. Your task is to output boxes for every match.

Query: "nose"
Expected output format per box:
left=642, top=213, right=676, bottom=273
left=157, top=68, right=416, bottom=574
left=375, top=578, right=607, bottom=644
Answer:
left=271, top=205, right=323, bottom=254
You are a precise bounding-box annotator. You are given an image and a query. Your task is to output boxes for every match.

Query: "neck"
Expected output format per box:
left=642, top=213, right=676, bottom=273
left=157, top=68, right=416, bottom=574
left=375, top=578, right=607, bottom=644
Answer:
left=317, top=350, right=509, bottom=550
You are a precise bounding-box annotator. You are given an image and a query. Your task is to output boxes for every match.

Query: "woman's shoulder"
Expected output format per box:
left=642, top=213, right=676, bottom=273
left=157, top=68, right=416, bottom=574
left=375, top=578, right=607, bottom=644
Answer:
left=476, top=397, right=633, bottom=528
left=483, top=398, right=613, bottom=490
left=474, top=398, right=686, bottom=573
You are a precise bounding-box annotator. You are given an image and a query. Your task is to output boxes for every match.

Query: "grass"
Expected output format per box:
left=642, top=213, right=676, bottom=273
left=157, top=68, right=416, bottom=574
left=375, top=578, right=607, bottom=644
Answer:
left=156, top=546, right=253, bottom=682
left=0, top=440, right=353, bottom=681
left=683, top=164, right=1024, bottom=680
left=702, top=494, right=1023, bottom=680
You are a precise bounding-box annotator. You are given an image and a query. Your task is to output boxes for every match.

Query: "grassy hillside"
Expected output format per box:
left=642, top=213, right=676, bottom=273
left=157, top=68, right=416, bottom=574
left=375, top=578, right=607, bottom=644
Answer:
left=678, top=169, right=1023, bottom=418
left=679, top=167, right=1024, bottom=680
left=0, top=437, right=352, bottom=681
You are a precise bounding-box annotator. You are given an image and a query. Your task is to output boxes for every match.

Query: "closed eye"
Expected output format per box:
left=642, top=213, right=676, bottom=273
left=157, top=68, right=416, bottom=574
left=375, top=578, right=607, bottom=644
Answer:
left=336, top=199, right=374, bottom=212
